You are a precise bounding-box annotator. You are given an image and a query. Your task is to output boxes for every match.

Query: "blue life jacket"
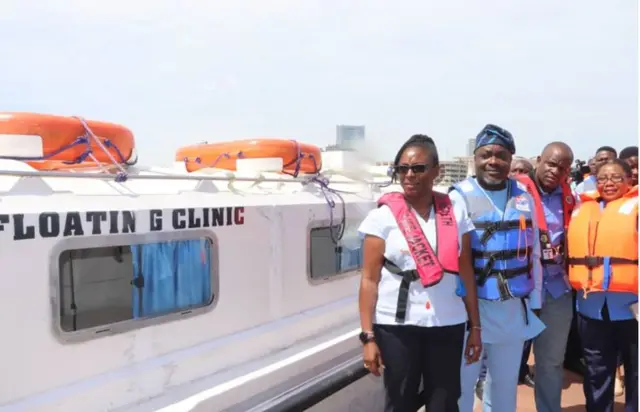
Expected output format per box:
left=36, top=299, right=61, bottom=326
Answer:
left=451, top=177, right=535, bottom=301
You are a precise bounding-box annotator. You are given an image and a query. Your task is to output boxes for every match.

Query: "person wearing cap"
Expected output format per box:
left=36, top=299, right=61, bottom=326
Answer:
left=474, top=155, right=537, bottom=401
left=451, top=124, right=545, bottom=412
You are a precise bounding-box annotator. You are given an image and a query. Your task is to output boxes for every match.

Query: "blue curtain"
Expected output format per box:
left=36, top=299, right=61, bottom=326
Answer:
left=132, top=239, right=212, bottom=318
left=338, top=236, right=363, bottom=272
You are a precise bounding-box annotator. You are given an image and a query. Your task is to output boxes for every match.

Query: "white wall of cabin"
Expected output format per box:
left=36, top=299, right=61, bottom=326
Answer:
left=0, top=183, right=375, bottom=411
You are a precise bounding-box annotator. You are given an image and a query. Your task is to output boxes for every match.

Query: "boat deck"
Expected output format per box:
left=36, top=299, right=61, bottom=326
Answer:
left=306, top=356, right=628, bottom=411
left=506, top=366, right=626, bottom=412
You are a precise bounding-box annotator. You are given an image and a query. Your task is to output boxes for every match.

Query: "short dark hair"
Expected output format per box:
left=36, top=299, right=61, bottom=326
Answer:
left=596, top=158, right=632, bottom=177
left=619, top=146, right=638, bottom=160
left=393, top=134, right=440, bottom=167
left=596, top=146, right=617, bottom=157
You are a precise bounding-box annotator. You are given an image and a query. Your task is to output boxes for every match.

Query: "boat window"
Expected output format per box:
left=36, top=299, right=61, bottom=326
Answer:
left=58, top=238, right=215, bottom=334
left=309, top=225, right=362, bottom=280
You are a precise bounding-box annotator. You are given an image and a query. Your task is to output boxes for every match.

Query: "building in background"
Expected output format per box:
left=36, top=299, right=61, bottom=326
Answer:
left=466, top=138, right=476, bottom=156
left=436, top=158, right=471, bottom=186
left=336, top=125, right=365, bottom=150
left=373, top=157, right=472, bottom=186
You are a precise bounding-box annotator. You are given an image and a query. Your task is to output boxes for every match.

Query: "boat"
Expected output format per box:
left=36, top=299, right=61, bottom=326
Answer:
left=0, top=113, right=415, bottom=412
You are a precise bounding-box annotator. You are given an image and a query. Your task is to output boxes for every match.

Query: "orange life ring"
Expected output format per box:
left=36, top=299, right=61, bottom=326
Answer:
left=24, top=160, right=124, bottom=172
left=0, top=112, right=136, bottom=169
left=176, top=139, right=322, bottom=174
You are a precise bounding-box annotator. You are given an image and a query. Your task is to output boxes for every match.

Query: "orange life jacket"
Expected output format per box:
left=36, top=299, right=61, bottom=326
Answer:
left=567, top=186, right=639, bottom=295
left=514, top=174, right=575, bottom=264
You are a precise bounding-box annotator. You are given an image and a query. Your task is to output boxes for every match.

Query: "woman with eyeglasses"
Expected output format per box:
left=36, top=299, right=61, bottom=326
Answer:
left=358, top=134, right=482, bottom=412
left=566, top=158, right=638, bottom=412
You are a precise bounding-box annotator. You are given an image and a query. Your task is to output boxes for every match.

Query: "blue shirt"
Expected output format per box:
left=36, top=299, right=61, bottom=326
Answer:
left=450, top=180, right=546, bottom=344
left=575, top=175, right=596, bottom=194
left=538, top=185, right=572, bottom=300
left=576, top=291, right=637, bottom=321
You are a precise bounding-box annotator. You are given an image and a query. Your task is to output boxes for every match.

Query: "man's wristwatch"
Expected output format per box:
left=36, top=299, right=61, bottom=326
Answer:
left=359, top=331, right=375, bottom=344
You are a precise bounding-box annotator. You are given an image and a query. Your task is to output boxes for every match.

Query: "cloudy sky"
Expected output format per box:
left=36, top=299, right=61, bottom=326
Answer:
left=0, top=0, right=636, bottom=165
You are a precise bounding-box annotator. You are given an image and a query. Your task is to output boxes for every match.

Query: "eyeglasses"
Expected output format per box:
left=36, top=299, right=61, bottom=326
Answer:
left=596, top=175, right=625, bottom=184
left=394, top=163, right=430, bottom=174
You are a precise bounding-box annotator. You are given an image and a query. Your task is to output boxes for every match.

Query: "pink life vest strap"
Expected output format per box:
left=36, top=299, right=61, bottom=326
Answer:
left=378, top=191, right=460, bottom=287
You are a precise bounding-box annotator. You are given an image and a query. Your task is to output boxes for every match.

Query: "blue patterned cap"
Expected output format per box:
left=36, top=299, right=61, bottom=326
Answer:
left=474, top=124, right=516, bottom=154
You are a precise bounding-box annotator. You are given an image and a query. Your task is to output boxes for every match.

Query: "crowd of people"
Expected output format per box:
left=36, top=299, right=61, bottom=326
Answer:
left=357, top=124, right=638, bottom=412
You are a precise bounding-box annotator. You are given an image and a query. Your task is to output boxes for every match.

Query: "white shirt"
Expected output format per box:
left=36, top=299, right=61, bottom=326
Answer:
left=575, top=175, right=597, bottom=194
left=358, top=193, right=474, bottom=327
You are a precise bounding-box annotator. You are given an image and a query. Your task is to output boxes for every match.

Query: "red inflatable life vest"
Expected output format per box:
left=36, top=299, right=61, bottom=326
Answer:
left=377, top=191, right=459, bottom=286
left=377, top=191, right=460, bottom=323
left=514, top=174, right=575, bottom=263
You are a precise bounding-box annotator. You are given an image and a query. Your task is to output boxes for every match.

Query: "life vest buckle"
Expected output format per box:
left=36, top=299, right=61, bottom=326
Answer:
left=583, top=256, right=602, bottom=269
left=496, top=273, right=512, bottom=300
left=480, top=222, right=499, bottom=245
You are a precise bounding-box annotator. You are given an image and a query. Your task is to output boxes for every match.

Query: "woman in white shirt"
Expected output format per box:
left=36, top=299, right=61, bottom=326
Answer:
left=358, top=134, right=482, bottom=412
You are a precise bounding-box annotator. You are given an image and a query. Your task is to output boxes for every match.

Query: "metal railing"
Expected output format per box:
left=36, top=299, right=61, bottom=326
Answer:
left=246, top=355, right=369, bottom=412
left=244, top=355, right=426, bottom=412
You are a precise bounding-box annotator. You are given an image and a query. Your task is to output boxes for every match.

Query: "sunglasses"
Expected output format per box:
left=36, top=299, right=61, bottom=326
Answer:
left=394, top=163, right=430, bottom=175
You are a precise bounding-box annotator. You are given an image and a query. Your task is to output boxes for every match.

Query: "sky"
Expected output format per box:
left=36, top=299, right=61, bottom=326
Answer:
left=0, top=0, right=637, bottom=165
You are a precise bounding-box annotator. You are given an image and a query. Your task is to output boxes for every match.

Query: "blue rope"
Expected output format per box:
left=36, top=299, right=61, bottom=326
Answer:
left=281, top=140, right=320, bottom=178
left=0, top=119, right=131, bottom=182
left=183, top=152, right=245, bottom=169
left=182, top=141, right=319, bottom=177
left=311, top=175, right=346, bottom=244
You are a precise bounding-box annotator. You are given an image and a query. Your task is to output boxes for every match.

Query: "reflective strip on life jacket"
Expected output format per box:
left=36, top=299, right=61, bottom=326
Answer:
left=567, top=186, right=639, bottom=295
left=377, top=191, right=459, bottom=323
left=451, top=177, right=535, bottom=301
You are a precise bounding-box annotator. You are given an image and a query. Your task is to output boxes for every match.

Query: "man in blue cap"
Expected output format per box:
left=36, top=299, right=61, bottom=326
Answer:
left=450, top=124, right=546, bottom=412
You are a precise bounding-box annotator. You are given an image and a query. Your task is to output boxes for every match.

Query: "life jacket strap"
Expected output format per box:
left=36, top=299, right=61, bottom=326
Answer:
left=475, top=219, right=533, bottom=244
left=567, top=256, right=639, bottom=269
left=384, top=258, right=420, bottom=323
left=473, top=246, right=531, bottom=280
left=520, top=298, right=529, bottom=325
left=475, top=264, right=531, bottom=288
left=472, top=247, right=532, bottom=260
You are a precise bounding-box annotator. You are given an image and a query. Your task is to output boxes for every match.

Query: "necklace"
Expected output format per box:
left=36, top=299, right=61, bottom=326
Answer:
left=415, top=204, right=432, bottom=219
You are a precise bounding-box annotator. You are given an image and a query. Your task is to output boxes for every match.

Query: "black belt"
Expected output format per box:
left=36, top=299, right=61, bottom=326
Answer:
left=474, top=265, right=530, bottom=286
left=521, top=298, right=529, bottom=325
left=472, top=245, right=531, bottom=287
left=474, top=219, right=533, bottom=245
left=567, top=256, right=638, bottom=269
left=472, top=247, right=531, bottom=260
left=383, top=258, right=419, bottom=323
left=475, top=264, right=531, bottom=302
